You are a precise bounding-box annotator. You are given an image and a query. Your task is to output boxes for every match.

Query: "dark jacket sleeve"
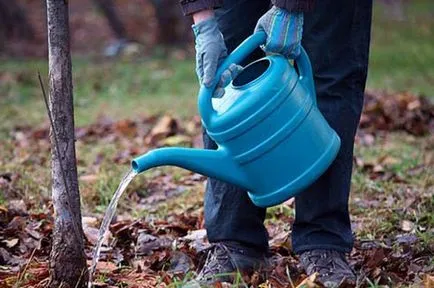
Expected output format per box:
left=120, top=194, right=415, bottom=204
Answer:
left=272, top=0, right=314, bottom=12
left=179, top=0, right=223, bottom=16
left=179, top=0, right=313, bottom=16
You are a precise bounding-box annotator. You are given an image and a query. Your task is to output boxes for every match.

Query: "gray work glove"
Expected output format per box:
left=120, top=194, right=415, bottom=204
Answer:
left=192, top=17, right=228, bottom=88
left=192, top=17, right=244, bottom=99
left=254, top=6, right=304, bottom=58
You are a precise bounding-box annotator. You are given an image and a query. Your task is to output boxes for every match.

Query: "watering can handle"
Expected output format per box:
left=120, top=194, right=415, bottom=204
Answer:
left=198, top=31, right=267, bottom=127
left=295, top=47, right=317, bottom=106
left=198, top=31, right=316, bottom=127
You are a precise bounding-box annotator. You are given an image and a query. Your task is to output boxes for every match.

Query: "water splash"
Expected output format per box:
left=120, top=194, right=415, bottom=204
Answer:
left=88, top=169, right=137, bottom=288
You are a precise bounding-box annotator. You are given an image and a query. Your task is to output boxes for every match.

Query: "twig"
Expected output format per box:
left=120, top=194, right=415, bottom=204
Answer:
left=286, top=264, right=295, bottom=288
left=37, top=72, right=82, bottom=241
left=15, top=247, right=37, bottom=288
left=74, top=267, right=88, bottom=288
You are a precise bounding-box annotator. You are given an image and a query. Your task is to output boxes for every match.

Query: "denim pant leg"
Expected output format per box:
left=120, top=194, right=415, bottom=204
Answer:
left=203, top=0, right=271, bottom=251
left=292, top=0, right=373, bottom=253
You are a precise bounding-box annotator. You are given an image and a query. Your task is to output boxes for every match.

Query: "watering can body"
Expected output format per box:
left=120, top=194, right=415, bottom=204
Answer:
left=132, top=31, right=340, bottom=208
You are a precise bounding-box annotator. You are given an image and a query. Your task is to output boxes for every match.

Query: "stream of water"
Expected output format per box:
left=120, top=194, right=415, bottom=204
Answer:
left=88, top=168, right=137, bottom=288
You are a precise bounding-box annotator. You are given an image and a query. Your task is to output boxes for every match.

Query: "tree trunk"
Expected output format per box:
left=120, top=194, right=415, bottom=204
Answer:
left=46, top=1, right=87, bottom=287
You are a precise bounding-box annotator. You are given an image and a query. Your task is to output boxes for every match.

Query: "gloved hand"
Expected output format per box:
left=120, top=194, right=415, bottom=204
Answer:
left=192, top=17, right=228, bottom=88
left=192, top=17, right=243, bottom=99
left=213, top=63, right=243, bottom=98
left=254, top=6, right=304, bottom=58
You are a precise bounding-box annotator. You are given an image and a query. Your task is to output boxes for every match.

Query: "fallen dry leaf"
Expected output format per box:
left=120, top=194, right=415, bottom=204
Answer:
left=0, top=247, right=12, bottom=264
left=182, top=229, right=207, bottom=242
left=296, top=273, right=320, bottom=288
left=135, top=232, right=159, bottom=256
left=168, top=251, right=193, bottom=275
left=7, top=200, right=27, bottom=216
left=86, top=260, right=118, bottom=274
left=365, top=248, right=387, bottom=269
left=82, top=216, right=99, bottom=228
left=378, top=155, right=401, bottom=166
left=79, top=174, right=99, bottom=183
left=361, top=91, right=434, bottom=136
left=145, top=115, right=178, bottom=145
left=269, top=231, right=291, bottom=251
left=2, top=239, right=19, bottom=249
left=114, top=119, right=137, bottom=137
left=161, top=135, right=192, bottom=147
left=0, top=206, right=7, bottom=213
left=84, top=225, right=110, bottom=246
left=401, top=220, right=415, bottom=232
left=425, top=274, right=434, bottom=288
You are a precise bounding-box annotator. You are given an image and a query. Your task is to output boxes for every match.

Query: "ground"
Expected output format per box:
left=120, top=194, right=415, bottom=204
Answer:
left=0, top=1, right=434, bottom=288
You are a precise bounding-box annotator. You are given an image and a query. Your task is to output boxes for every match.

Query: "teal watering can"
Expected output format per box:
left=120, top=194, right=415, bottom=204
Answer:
left=132, top=31, right=340, bottom=208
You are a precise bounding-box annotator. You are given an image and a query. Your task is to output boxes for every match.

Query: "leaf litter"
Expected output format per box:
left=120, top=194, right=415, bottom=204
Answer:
left=0, top=91, right=433, bottom=287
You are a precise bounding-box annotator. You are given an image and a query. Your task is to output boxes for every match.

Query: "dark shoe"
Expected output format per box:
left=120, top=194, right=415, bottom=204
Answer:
left=185, top=242, right=268, bottom=287
left=299, top=249, right=356, bottom=288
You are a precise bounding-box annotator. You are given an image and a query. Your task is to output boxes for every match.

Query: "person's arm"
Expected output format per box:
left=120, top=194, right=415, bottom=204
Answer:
left=254, top=5, right=304, bottom=59
left=179, top=0, right=223, bottom=16
left=192, top=9, right=214, bottom=24
left=271, top=0, right=314, bottom=12
left=188, top=7, right=227, bottom=88
left=180, top=0, right=314, bottom=16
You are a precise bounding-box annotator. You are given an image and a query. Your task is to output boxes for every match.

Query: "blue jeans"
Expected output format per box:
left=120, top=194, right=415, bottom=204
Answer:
left=203, top=0, right=372, bottom=254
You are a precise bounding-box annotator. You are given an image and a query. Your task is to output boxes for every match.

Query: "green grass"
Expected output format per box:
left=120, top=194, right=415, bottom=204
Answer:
left=350, top=133, right=433, bottom=245
left=368, top=0, right=434, bottom=95
left=0, top=57, right=197, bottom=136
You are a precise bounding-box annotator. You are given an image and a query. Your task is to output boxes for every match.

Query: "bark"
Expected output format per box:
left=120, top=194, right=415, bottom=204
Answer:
left=46, top=0, right=87, bottom=287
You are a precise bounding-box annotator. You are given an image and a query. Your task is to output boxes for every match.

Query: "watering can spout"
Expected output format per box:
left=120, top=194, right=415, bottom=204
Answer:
left=131, top=148, right=248, bottom=189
